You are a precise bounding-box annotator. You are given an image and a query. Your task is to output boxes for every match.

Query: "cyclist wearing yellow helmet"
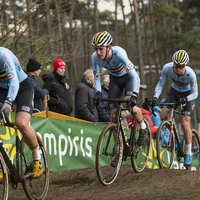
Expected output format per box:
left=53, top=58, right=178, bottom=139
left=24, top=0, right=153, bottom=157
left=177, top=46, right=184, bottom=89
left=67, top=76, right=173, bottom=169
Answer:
left=152, top=50, right=198, bottom=167
left=91, top=31, right=148, bottom=150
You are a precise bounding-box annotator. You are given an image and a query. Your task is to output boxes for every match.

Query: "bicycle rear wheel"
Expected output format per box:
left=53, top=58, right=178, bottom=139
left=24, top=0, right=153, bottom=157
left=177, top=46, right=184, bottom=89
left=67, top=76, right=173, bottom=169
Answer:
left=156, top=120, right=175, bottom=169
left=0, top=152, right=8, bottom=200
left=186, top=129, right=200, bottom=170
left=96, top=123, right=123, bottom=185
left=131, top=115, right=151, bottom=172
left=20, top=134, right=49, bottom=200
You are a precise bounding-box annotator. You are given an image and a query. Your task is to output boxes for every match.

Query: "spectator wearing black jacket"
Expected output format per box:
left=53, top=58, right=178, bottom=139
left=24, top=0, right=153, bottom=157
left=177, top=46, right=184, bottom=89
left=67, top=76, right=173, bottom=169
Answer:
left=98, top=75, right=111, bottom=122
left=75, top=69, right=98, bottom=122
left=42, top=58, right=73, bottom=116
left=26, top=59, right=49, bottom=112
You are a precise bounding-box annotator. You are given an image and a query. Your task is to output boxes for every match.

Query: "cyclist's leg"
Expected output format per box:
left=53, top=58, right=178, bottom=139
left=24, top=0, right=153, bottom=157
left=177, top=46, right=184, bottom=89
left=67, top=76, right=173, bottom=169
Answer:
left=181, top=100, right=194, bottom=166
left=15, top=78, right=43, bottom=178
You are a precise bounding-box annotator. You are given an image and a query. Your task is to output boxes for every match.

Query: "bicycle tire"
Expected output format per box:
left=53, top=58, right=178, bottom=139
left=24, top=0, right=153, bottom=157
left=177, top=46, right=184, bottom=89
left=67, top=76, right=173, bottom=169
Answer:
left=131, top=115, right=151, bottom=172
left=96, top=122, right=123, bottom=186
left=156, top=120, right=175, bottom=169
left=191, top=129, right=200, bottom=170
left=20, top=134, right=49, bottom=200
left=0, top=152, right=8, bottom=200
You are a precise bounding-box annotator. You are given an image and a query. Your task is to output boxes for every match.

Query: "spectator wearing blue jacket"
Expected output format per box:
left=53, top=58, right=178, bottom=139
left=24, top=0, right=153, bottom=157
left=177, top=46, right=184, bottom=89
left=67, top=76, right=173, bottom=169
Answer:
left=98, top=75, right=111, bottom=122
left=26, top=59, right=49, bottom=112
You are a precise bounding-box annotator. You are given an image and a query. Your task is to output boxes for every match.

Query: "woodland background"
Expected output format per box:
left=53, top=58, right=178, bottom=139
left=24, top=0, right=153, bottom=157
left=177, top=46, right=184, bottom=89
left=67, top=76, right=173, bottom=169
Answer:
left=1, top=0, right=200, bottom=126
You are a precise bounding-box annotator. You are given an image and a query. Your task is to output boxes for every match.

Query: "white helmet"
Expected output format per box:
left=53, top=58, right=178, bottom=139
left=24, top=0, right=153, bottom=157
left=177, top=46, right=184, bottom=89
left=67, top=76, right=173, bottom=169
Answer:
left=172, top=50, right=189, bottom=65
left=91, top=31, right=113, bottom=46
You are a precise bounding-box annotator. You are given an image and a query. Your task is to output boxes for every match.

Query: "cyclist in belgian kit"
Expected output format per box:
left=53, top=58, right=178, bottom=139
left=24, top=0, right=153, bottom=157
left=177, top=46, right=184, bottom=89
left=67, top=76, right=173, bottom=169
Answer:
left=0, top=47, right=43, bottom=179
left=91, top=31, right=148, bottom=149
left=152, top=50, right=198, bottom=167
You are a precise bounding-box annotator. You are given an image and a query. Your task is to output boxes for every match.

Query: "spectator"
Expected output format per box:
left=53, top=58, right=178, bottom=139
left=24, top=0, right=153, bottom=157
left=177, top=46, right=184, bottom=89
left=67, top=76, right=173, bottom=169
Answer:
left=42, top=58, right=73, bottom=116
left=26, top=59, right=49, bottom=112
left=75, top=69, right=98, bottom=122
left=98, top=75, right=111, bottom=122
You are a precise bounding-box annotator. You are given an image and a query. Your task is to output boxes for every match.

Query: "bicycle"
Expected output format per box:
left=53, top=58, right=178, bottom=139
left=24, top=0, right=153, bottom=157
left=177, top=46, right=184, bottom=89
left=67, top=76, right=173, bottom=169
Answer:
left=0, top=110, right=49, bottom=200
left=95, top=94, right=151, bottom=185
left=153, top=102, right=200, bottom=170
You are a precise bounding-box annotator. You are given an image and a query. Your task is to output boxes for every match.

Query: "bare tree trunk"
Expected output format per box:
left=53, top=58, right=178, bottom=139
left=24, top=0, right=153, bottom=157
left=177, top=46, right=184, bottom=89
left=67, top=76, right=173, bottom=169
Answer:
left=115, top=0, right=118, bottom=45
left=26, top=0, right=35, bottom=54
left=55, top=0, right=63, bottom=55
left=87, top=0, right=91, bottom=69
left=44, top=0, right=54, bottom=57
left=149, top=0, right=159, bottom=80
left=69, top=0, right=78, bottom=85
left=11, top=0, right=18, bottom=53
left=174, top=0, right=181, bottom=33
left=94, top=0, right=99, bottom=33
left=132, top=0, right=145, bottom=101
left=141, top=0, right=153, bottom=94
left=120, top=0, right=130, bottom=56
left=80, top=12, right=87, bottom=71
left=2, top=0, right=9, bottom=37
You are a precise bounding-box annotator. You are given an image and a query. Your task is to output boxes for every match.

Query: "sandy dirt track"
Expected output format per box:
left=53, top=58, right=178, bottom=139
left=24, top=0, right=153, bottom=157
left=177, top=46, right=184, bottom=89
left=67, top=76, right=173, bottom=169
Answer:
left=7, top=164, right=200, bottom=200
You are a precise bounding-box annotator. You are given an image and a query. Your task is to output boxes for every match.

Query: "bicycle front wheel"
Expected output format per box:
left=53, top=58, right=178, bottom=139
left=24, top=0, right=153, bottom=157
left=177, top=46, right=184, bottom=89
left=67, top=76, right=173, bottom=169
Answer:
left=131, top=115, right=151, bottom=172
left=20, top=134, right=49, bottom=200
left=156, top=120, right=175, bottom=169
left=96, top=123, right=123, bottom=186
left=0, top=152, right=8, bottom=200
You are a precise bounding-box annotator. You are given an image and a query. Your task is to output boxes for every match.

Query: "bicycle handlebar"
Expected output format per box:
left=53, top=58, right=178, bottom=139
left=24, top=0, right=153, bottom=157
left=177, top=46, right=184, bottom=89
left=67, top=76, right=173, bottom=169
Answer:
left=94, top=98, right=137, bottom=115
left=151, top=102, right=185, bottom=116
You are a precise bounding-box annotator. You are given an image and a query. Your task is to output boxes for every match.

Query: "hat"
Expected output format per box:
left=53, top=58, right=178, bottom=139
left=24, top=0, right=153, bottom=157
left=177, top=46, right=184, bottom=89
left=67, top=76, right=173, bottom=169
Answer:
left=27, top=59, right=42, bottom=72
left=53, top=59, right=66, bottom=70
left=143, top=98, right=150, bottom=111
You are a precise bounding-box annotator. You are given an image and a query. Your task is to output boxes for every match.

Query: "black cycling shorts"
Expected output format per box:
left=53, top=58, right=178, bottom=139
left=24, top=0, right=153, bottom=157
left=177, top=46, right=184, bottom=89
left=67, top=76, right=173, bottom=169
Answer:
left=108, top=73, right=133, bottom=109
left=0, top=78, right=34, bottom=115
left=165, top=87, right=194, bottom=116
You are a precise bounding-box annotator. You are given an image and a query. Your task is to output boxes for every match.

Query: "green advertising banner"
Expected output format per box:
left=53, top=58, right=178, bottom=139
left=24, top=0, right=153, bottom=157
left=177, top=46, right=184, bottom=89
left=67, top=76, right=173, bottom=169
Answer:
left=0, top=112, right=199, bottom=172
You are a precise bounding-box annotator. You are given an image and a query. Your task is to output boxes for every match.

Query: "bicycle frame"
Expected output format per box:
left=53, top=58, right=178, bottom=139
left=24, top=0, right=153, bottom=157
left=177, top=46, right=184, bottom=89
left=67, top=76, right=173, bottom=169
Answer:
left=160, top=103, right=185, bottom=157
left=0, top=122, right=24, bottom=187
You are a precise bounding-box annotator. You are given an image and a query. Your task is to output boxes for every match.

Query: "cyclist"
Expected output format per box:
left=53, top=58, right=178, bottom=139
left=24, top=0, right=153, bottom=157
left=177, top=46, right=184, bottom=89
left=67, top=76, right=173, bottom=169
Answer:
left=91, top=31, right=148, bottom=162
left=151, top=50, right=198, bottom=167
left=0, top=47, right=43, bottom=179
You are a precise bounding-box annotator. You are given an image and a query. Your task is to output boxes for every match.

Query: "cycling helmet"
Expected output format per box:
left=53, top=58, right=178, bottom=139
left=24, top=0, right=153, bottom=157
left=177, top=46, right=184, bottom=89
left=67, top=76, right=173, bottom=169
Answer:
left=91, top=31, right=113, bottom=46
left=172, top=50, right=189, bottom=65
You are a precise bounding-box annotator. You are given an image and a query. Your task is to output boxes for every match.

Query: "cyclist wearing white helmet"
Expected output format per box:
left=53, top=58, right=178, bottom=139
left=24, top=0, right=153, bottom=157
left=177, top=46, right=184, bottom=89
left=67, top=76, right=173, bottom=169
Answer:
left=151, top=50, right=198, bottom=167
left=91, top=31, right=148, bottom=162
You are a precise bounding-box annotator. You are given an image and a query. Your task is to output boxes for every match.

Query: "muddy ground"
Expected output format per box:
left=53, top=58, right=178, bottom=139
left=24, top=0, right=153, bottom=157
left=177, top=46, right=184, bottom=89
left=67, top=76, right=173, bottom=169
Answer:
left=8, top=164, right=200, bottom=200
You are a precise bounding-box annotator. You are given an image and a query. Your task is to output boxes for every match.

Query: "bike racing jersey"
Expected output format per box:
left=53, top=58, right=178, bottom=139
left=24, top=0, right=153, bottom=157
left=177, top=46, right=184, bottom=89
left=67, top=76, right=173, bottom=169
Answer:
left=154, top=62, right=198, bottom=102
left=0, top=47, right=27, bottom=103
left=92, top=46, right=140, bottom=94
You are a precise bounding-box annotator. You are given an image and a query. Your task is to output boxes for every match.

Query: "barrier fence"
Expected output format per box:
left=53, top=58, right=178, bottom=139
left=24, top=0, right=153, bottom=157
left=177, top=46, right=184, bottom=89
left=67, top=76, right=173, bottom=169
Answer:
left=0, top=111, right=199, bottom=171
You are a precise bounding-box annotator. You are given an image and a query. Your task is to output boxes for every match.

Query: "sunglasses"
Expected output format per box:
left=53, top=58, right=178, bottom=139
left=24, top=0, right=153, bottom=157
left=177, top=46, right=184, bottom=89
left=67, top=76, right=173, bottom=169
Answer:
left=174, top=63, right=185, bottom=69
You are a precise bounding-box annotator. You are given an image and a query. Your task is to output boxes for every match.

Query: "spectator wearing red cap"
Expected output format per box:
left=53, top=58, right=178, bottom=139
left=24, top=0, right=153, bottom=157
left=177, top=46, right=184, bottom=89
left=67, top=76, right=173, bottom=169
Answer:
left=26, top=59, right=50, bottom=112
left=42, top=58, right=73, bottom=116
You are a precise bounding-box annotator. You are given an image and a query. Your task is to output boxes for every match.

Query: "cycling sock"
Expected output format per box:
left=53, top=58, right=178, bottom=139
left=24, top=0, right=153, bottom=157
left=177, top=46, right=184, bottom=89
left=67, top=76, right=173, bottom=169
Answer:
left=31, top=144, right=41, bottom=161
left=185, top=143, right=192, bottom=155
left=139, top=120, right=146, bottom=129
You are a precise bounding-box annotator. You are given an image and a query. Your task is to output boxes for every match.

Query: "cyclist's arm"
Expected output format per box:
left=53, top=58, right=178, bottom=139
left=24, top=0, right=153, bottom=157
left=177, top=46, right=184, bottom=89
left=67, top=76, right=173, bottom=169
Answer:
left=187, top=71, right=198, bottom=101
left=117, top=49, right=140, bottom=95
left=4, top=60, right=20, bottom=103
left=154, top=65, right=168, bottom=99
left=92, top=53, right=101, bottom=92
